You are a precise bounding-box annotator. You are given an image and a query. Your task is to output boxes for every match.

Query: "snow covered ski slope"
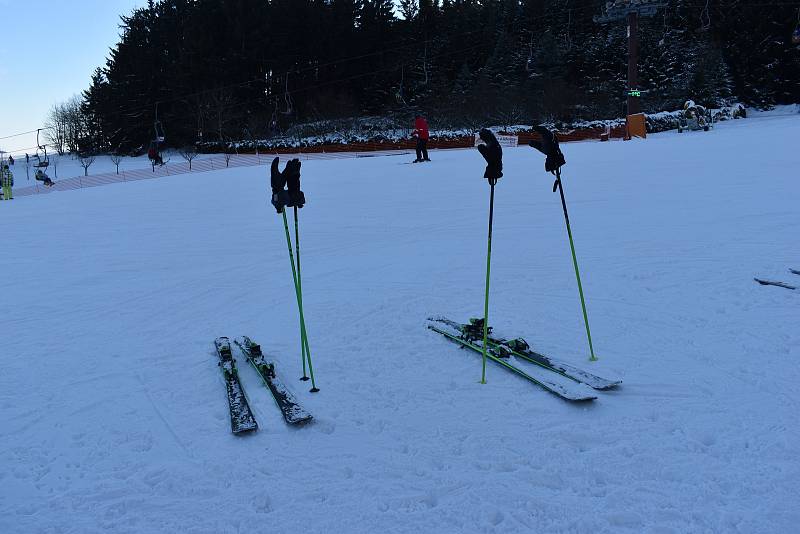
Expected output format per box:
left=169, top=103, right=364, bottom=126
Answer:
left=1, top=110, right=798, bottom=533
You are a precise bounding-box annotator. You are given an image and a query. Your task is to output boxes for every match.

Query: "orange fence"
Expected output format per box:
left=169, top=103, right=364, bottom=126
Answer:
left=516, top=125, right=628, bottom=145
left=261, top=136, right=476, bottom=153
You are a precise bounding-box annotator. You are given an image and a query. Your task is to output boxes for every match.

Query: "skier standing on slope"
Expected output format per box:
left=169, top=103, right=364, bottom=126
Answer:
left=1, top=164, right=14, bottom=200
left=412, top=115, right=431, bottom=163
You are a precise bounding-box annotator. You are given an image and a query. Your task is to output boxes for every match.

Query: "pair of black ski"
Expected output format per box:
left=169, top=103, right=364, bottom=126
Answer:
left=427, top=317, right=621, bottom=402
left=754, top=269, right=799, bottom=291
left=214, top=336, right=313, bottom=434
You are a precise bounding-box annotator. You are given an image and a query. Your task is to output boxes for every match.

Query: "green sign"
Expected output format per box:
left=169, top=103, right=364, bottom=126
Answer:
left=627, top=89, right=642, bottom=97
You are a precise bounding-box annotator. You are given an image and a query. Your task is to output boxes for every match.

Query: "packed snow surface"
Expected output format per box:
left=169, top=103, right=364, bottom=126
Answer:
left=1, top=111, right=798, bottom=533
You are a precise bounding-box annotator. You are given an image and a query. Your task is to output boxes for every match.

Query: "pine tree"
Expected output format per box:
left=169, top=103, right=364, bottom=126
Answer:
left=76, top=0, right=800, bottom=152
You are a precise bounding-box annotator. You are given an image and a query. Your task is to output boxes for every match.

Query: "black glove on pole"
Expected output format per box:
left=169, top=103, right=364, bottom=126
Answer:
left=285, top=159, right=305, bottom=208
left=528, top=125, right=566, bottom=184
left=477, top=128, right=503, bottom=183
left=529, top=126, right=598, bottom=362
left=270, top=157, right=290, bottom=213
left=476, top=128, right=503, bottom=384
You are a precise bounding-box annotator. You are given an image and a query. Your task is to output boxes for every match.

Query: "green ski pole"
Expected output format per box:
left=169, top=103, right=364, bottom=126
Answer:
left=294, top=206, right=312, bottom=381
left=530, top=126, right=598, bottom=362
left=553, top=168, right=597, bottom=361
left=476, top=128, right=504, bottom=384
left=282, top=210, right=319, bottom=391
left=481, top=179, right=497, bottom=384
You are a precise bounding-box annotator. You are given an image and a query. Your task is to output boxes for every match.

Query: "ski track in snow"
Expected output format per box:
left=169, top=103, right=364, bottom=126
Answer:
left=1, top=111, right=799, bottom=533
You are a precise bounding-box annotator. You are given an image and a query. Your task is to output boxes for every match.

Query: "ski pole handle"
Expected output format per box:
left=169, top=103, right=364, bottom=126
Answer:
left=552, top=168, right=562, bottom=193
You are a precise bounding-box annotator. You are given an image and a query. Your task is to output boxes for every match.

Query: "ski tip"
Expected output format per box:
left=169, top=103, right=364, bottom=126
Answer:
left=232, top=425, right=259, bottom=435
left=287, top=416, right=314, bottom=427
left=754, top=277, right=796, bottom=290
left=598, top=380, right=623, bottom=390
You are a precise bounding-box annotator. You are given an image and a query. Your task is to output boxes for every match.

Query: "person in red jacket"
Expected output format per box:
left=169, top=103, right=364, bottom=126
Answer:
left=147, top=144, right=164, bottom=166
left=412, top=115, right=431, bottom=163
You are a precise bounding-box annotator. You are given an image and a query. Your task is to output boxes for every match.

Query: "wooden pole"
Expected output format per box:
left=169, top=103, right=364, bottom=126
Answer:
left=627, top=11, right=640, bottom=115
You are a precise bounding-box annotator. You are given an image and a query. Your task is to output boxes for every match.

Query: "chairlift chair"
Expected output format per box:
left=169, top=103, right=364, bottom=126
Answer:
left=268, top=100, right=280, bottom=135
left=396, top=65, right=408, bottom=106
left=154, top=120, right=166, bottom=144
left=280, top=73, right=294, bottom=116
left=153, top=102, right=166, bottom=143
left=33, top=152, right=50, bottom=169
left=150, top=108, right=166, bottom=166
left=34, top=128, right=49, bottom=168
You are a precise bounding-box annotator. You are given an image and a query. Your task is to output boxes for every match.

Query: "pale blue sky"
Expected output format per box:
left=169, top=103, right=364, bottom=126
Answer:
left=0, top=0, right=143, bottom=155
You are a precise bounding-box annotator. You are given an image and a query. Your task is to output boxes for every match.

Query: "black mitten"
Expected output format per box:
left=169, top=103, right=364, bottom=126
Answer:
left=284, top=159, right=305, bottom=208
left=270, top=157, right=290, bottom=213
left=528, top=126, right=566, bottom=174
left=477, top=128, right=503, bottom=182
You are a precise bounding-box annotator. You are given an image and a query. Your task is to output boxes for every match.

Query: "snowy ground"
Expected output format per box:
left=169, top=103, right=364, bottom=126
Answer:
left=1, top=110, right=798, bottom=533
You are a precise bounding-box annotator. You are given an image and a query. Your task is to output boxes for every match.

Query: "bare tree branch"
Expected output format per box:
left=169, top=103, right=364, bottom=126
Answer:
left=179, top=147, right=198, bottom=171
left=78, top=154, right=96, bottom=176
left=110, top=154, right=123, bottom=174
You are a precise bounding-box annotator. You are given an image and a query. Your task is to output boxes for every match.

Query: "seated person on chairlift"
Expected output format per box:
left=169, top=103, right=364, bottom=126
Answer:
left=35, top=169, right=54, bottom=186
left=148, top=145, right=164, bottom=166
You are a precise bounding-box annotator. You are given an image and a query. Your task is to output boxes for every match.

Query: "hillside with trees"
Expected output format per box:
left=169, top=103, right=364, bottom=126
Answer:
left=66, top=0, right=800, bottom=153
